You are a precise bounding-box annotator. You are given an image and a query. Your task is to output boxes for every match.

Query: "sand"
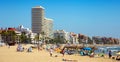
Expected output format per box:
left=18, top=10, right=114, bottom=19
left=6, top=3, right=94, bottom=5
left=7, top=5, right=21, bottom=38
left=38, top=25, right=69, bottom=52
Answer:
left=0, top=44, right=117, bottom=62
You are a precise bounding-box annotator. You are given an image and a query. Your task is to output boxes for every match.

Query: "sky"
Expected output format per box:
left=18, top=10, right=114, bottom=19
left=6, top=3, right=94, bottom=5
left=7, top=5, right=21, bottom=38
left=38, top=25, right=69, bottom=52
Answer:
left=0, top=0, right=120, bottom=38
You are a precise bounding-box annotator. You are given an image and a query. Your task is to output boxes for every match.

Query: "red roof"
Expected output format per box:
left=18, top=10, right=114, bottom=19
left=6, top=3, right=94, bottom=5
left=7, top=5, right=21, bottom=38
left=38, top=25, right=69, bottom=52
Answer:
left=8, top=28, right=16, bottom=31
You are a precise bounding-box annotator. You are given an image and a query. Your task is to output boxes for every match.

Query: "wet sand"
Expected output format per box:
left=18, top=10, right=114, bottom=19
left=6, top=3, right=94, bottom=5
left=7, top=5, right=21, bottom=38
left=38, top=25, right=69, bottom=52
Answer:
left=0, top=44, right=117, bottom=62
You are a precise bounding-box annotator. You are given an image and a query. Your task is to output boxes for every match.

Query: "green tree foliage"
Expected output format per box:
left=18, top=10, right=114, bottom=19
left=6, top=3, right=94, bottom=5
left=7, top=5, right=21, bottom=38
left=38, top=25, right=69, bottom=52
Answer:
left=19, top=32, right=31, bottom=44
left=20, top=32, right=27, bottom=43
left=1, top=30, right=16, bottom=43
left=87, top=37, right=93, bottom=44
left=53, top=35, right=66, bottom=44
left=34, top=34, right=39, bottom=41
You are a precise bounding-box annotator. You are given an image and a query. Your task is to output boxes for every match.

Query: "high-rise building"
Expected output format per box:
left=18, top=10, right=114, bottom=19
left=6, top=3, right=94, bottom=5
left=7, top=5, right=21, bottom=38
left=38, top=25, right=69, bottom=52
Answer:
left=32, top=6, right=44, bottom=33
left=44, top=18, right=53, bottom=38
left=32, top=6, right=53, bottom=38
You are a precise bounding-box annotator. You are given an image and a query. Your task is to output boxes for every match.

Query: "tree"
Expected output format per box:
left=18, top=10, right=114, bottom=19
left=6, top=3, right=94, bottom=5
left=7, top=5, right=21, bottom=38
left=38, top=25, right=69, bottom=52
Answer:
left=20, top=32, right=27, bottom=43
left=34, top=34, right=39, bottom=42
left=1, top=30, right=17, bottom=44
left=40, top=31, right=46, bottom=43
left=53, top=35, right=66, bottom=44
left=1, top=30, right=8, bottom=43
left=45, top=37, right=51, bottom=44
left=87, top=37, right=93, bottom=44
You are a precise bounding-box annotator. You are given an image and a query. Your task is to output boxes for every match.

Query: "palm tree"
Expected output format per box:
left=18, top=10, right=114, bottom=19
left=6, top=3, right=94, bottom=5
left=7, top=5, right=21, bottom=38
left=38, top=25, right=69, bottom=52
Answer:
left=40, top=31, right=46, bottom=43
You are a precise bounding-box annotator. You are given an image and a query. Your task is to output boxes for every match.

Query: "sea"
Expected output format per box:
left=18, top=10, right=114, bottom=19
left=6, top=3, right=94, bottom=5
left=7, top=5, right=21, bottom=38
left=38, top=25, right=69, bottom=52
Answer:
left=94, top=45, right=120, bottom=56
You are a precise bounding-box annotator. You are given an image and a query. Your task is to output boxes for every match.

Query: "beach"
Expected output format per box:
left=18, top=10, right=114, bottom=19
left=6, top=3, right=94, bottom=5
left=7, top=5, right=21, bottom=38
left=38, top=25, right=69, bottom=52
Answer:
left=0, top=44, right=117, bottom=62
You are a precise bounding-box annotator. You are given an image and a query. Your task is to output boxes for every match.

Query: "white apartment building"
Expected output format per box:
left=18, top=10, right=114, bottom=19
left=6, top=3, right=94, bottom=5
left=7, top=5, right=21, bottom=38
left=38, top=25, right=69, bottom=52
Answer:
left=44, top=18, right=53, bottom=38
left=69, top=32, right=79, bottom=44
left=54, top=30, right=69, bottom=43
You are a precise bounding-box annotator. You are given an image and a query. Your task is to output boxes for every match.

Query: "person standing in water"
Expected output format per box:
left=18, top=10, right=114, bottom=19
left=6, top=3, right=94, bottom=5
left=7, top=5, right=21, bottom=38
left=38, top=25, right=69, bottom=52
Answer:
left=108, top=50, right=112, bottom=58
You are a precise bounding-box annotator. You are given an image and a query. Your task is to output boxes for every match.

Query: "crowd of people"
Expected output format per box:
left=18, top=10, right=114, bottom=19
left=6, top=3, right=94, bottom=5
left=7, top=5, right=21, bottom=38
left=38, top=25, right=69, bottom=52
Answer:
left=15, top=43, right=120, bottom=62
left=16, top=44, right=32, bottom=52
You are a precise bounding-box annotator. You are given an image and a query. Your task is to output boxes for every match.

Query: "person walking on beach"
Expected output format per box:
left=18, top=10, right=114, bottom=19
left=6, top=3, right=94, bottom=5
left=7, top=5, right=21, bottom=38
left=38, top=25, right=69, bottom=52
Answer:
left=108, top=50, right=112, bottom=58
left=61, top=48, right=65, bottom=57
left=38, top=44, right=42, bottom=51
left=8, top=44, right=10, bottom=48
left=49, top=48, right=53, bottom=57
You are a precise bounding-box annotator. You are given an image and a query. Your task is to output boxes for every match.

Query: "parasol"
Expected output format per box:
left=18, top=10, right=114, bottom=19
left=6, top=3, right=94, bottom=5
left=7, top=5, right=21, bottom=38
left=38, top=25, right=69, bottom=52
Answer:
left=116, top=52, right=120, bottom=55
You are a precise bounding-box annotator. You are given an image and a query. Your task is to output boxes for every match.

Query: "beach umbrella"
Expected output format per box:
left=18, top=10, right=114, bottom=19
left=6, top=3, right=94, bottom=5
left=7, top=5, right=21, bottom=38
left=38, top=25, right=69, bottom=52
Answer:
left=83, top=47, right=92, bottom=50
left=116, top=52, right=120, bottom=55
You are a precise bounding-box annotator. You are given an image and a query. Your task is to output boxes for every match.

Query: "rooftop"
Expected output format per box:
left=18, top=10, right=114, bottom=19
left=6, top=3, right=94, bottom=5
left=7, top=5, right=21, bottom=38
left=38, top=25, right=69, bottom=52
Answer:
left=32, top=6, right=45, bottom=9
left=45, top=18, right=53, bottom=21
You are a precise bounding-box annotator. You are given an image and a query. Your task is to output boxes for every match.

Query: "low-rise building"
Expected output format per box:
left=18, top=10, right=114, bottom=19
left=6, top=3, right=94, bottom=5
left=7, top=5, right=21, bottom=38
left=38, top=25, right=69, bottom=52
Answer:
left=54, top=30, right=69, bottom=43
left=69, top=32, right=79, bottom=44
left=16, top=25, right=37, bottom=43
left=92, top=36, right=120, bottom=44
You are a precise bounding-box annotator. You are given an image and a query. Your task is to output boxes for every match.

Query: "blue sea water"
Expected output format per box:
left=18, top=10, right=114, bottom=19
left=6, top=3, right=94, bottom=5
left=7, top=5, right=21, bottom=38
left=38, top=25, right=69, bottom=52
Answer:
left=94, top=45, right=120, bottom=56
